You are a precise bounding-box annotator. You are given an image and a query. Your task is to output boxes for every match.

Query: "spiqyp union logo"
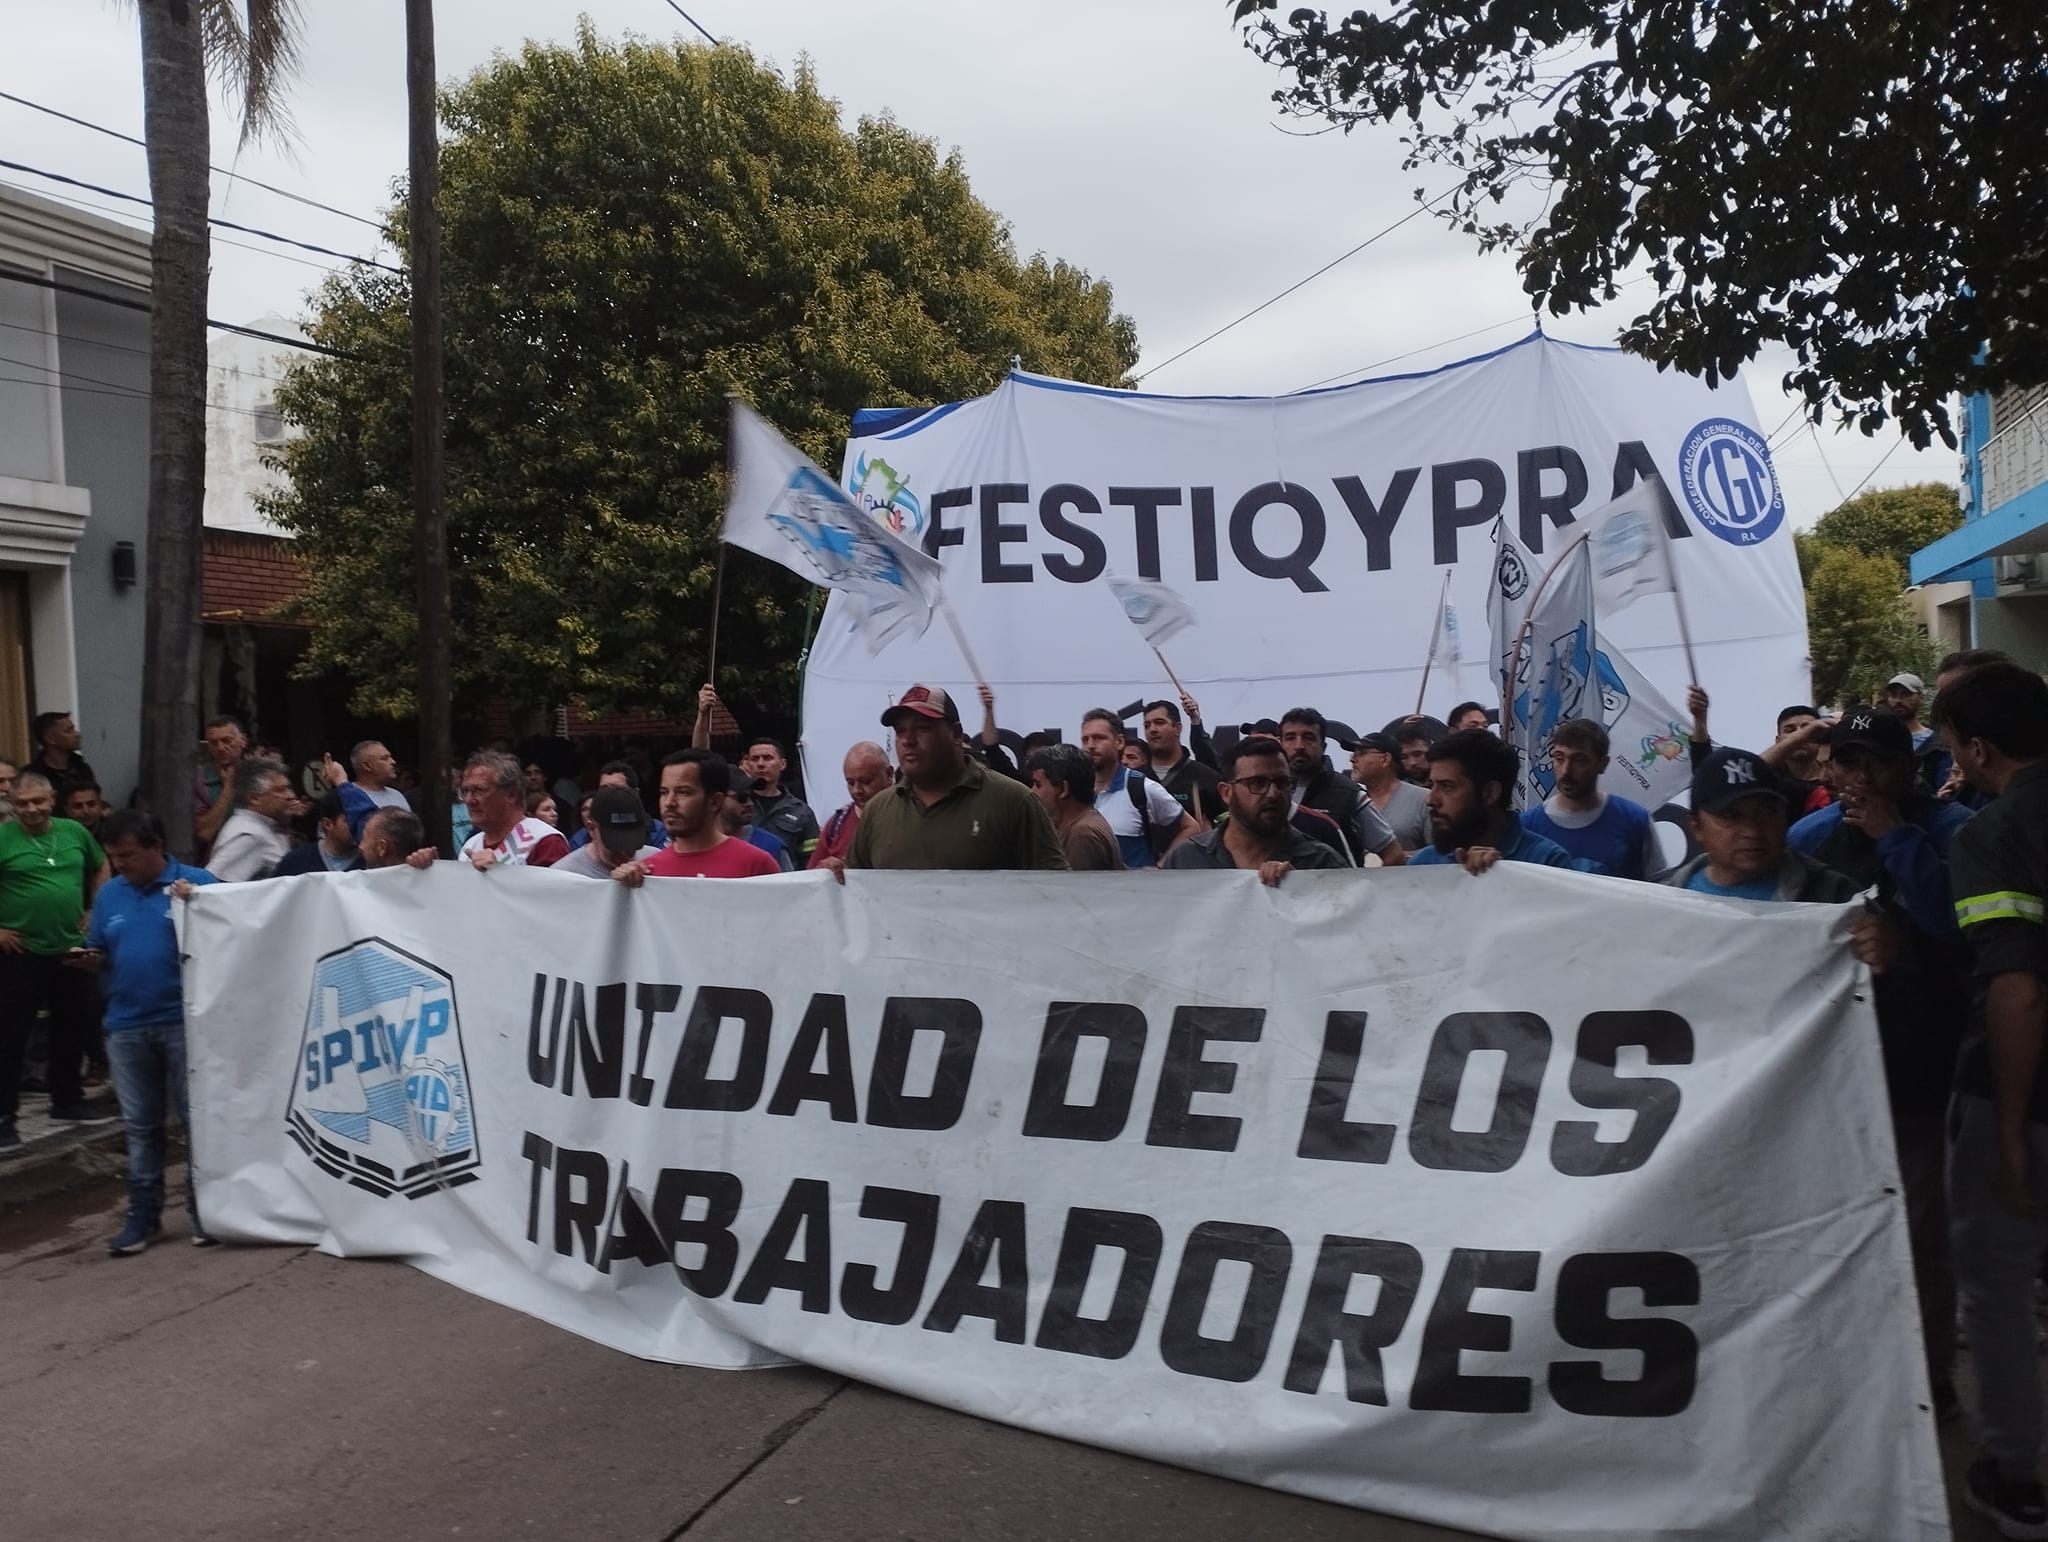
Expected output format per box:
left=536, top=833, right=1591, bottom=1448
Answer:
left=284, top=939, right=480, bottom=1199
left=1678, top=418, right=1785, bottom=546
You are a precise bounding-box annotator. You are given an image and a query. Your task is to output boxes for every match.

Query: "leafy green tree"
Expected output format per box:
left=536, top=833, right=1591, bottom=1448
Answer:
left=1232, top=0, right=2047, bottom=447
left=266, top=28, right=1138, bottom=721
left=1799, top=534, right=1939, bottom=709
left=1810, top=483, right=1963, bottom=579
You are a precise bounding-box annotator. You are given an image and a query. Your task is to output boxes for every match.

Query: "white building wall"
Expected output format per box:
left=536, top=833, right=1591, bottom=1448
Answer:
left=204, top=318, right=302, bottom=535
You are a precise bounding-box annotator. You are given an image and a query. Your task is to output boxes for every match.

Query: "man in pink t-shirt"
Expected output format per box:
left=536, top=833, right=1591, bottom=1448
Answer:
left=614, top=750, right=779, bottom=885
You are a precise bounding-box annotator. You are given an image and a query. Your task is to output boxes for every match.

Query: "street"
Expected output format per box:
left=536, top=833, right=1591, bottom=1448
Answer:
left=5, top=1164, right=1477, bottom=1542
left=0, top=1164, right=2001, bottom=1541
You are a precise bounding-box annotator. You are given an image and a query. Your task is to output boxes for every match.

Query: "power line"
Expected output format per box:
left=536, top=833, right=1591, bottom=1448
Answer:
left=0, top=157, right=403, bottom=273
left=0, top=317, right=296, bottom=386
left=15, top=178, right=360, bottom=274
left=659, top=0, right=720, bottom=45
left=0, top=87, right=385, bottom=231
left=0, top=268, right=366, bottom=361
left=0, top=366, right=282, bottom=423
left=1133, top=186, right=1459, bottom=386
left=1834, top=434, right=1909, bottom=507
left=1292, top=314, right=1527, bottom=393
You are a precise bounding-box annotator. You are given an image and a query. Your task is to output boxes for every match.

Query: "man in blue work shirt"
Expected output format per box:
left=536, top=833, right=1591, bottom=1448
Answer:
left=1788, top=704, right=1973, bottom=1425
left=1408, top=731, right=1601, bottom=875
left=78, top=809, right=219, bottom=1256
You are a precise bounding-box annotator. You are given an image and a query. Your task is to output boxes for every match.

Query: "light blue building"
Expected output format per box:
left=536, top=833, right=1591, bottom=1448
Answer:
left=1910, top=385, right=2048, bottom=668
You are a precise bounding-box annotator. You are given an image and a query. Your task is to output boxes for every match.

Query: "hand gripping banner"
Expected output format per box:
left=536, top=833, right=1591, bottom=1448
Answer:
left=184, top=865, right=1948, bottom=1542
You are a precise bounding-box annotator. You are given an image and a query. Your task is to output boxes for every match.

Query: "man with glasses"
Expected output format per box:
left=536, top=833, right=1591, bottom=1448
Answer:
left=457, top=750, right=569, bottom=869
left=1163, top=735, right=1346, bottom=886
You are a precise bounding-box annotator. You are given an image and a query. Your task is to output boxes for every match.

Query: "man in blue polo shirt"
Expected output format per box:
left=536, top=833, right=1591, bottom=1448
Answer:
left=79, top=809, right=219, bottom=1256
left=1408, top=730, right=1601, bottom=875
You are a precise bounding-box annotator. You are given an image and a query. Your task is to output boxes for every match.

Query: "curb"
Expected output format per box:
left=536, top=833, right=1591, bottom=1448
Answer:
left=0, top=1124, right=128, bottom=1211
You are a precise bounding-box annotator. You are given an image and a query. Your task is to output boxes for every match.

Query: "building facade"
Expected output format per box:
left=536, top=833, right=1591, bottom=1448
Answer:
left=1910, top=384, right=2048, bottom=668
left=0, top=184, right=150, bottom=795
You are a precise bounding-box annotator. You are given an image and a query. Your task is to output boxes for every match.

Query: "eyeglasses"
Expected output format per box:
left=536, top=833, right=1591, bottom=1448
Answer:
left=1227, top=775, right=1287, bottom=796
left=458, top=786, right=495, bottom=802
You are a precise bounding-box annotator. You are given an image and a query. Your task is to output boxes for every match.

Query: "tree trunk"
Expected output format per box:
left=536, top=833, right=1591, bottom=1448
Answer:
left=136, top=0, right=212, bottom=856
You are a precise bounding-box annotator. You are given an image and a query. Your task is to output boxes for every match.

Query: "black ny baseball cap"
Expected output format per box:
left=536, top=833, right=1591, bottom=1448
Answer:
left=1830, top=704, right=1913, bottom=761
left=1691, top=747, right=1788, bottom=817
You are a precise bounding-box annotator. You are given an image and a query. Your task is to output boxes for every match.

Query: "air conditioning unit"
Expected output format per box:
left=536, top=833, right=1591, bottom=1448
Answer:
left=1995, top=554, right=2048, bottom=593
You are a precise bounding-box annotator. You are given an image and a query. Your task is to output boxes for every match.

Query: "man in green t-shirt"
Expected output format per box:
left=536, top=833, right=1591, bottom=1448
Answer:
left=0, top=771, right=111, bottom=1146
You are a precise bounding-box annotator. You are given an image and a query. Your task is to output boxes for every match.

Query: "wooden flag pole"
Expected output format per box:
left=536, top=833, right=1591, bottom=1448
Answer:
left=1415, top=568, right=1454, bottom=715
left=939, top=597, right=989, bottom=690
left=1150, top=644, right=1189, bottom=701
left=1669, top=566, right=1702, bottom=686
left=704, top=544, right=728, bottom=684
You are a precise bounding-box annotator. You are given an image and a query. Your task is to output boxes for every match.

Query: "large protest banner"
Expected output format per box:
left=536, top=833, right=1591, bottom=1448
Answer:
left=803, top=334, right=1803, bottom=816
left=184, top=866, right=1946, bottom=1542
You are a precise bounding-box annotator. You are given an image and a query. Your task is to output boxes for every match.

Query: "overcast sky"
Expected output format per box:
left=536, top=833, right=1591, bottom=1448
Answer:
left=5, top=0, right=1960, bottom=529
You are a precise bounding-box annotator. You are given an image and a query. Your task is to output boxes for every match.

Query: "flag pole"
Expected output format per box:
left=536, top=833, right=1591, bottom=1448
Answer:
left=1669, top=564, right=1702, bottom=685
left=705, top=544, right=727, bottom=685
left=1502, top=526, right=1596, bottom=741
left=1415, top=567, right=1453, bottom=715
left=938, top=596, right=988, bottom=690
left=1150, top=645, right=1189, bottom=701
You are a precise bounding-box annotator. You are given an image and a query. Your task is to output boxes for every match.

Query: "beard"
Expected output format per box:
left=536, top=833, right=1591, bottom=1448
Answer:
left=1430, top=807, right=1487, bottom=854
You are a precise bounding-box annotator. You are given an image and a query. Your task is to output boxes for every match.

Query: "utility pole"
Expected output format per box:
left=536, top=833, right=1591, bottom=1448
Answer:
left=406, top=0, right=452, bottom=854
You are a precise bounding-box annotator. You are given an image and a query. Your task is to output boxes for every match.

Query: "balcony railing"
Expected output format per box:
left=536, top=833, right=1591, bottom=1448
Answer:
left=1984, top=384, right=2048, bottom=515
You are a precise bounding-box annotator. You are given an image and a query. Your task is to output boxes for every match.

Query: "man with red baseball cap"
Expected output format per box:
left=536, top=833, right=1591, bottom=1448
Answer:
left=848, top=685, right=1065, bottom=871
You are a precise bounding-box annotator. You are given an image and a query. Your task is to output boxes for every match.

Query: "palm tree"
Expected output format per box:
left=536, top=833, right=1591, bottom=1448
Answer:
left=134, top=0, right=301, bottom=853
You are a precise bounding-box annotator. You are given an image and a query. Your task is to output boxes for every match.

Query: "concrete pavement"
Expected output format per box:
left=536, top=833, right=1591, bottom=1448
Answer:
left=0, top=1166, right=1997, bottom=1541
left=3, top=1167, right=1475, bottom=1542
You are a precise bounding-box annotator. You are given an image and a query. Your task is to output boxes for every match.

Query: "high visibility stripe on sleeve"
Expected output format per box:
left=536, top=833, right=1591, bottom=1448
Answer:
left=1956, top=890, right=2047, bottom=927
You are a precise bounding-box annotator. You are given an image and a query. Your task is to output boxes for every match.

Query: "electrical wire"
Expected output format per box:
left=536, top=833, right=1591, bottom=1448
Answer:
left=1834, top=434, right=1909, bottom=507
left=0, top=267, right=366, bottom=361
left=0, top=157, right=402, bottom=273
left=0, top=317, right=297, bottom=388
left=1291, top=314, right=1528, bottom=393
left=1133, top=186, right=1459, bottom=386
left=0, top=87, right=385, bottom=231
left=659, top=0, right=720, bottom=44
left=0, top=364, right=280, bottom=422
left=13, top=178, right=361, bottom=275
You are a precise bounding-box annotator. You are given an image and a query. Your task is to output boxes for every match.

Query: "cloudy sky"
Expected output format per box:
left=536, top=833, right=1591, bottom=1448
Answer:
left=5, top=0, right=1959, bottom=528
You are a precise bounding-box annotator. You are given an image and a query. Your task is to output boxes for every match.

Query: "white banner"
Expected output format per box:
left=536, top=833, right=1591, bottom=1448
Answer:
left=809, top=335, right=1805, bottom=817
left=184, top=866, right=1943, bottom=1541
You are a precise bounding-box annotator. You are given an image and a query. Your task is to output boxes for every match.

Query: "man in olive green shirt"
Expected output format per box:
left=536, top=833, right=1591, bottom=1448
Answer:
left=0, top=771, right=111, bottom=1143
left=845, top=686, right=1067, bottom=872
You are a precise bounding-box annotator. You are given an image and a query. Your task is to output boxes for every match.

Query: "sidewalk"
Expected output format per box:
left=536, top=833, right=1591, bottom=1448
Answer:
left=0, top=1082, right=127, bottom=1208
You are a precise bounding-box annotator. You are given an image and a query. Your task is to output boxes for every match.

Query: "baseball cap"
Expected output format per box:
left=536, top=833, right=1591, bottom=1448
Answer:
left=881, top=684, right=961, bottom=727
left=1830, top=704, right=1913, bottom=760
left=1691, top=747, right=1788, bottom=817
left=1346, top=732, right=1400, bottom=757
left=1887, top=672, right=1926, bottom=693
left=588, top=784, right=648, bottom=853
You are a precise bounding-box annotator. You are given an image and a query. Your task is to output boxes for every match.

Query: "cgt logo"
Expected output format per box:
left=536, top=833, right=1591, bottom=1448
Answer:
left=284, top=939, right=480, bottom=1199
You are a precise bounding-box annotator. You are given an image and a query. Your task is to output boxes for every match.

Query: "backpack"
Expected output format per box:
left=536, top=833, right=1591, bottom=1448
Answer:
left=1124, top=770, right=1176, bottom=862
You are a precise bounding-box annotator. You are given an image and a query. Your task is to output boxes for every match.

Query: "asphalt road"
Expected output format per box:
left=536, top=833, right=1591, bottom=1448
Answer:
left=0, top=1167, right=1999, bottom=1542
left=2, top=1166, right=1484, bottom=1542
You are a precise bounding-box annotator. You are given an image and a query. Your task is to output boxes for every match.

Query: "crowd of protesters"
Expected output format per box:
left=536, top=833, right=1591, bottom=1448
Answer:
left=7, top=650, right=2048, bottom=1533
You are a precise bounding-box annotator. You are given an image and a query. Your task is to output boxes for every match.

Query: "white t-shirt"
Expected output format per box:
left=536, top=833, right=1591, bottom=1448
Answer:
left=461, top=816, right=569, bottom=868
left=1095, top=767, right=1188, bottom=868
